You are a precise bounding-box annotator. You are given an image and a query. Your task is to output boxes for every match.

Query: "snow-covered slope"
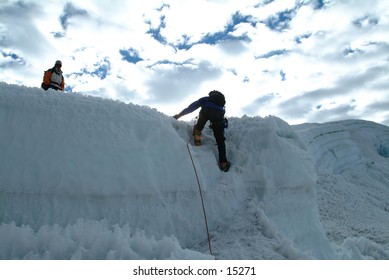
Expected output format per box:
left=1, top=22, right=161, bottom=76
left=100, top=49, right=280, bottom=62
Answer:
left=295, top=121, right=389, bottom=259
left=0, top=83, right=388, bottom=259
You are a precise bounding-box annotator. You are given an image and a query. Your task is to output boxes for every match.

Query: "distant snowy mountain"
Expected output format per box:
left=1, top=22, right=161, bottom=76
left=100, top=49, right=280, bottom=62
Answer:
left=0, top=82, right=388, bottom=259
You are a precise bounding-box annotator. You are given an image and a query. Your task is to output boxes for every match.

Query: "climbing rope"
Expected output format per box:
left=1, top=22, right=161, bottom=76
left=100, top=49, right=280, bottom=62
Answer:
left=186, top=126, right=214, bottom=257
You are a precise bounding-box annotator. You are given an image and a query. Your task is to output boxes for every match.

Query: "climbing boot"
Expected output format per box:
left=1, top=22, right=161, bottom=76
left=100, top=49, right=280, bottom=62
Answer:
left=193, top=130, right=201, bottom=146
left=219, top=161, right=231, bottom=172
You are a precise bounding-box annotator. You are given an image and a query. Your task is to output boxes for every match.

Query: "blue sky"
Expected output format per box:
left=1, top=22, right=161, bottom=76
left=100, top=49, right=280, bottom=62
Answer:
left=1, top=0, right=389, bottom=125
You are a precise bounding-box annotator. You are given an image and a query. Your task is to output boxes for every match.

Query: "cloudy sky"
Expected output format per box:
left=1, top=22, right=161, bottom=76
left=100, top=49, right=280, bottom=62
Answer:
left=1, top=0, right=388, bottom=125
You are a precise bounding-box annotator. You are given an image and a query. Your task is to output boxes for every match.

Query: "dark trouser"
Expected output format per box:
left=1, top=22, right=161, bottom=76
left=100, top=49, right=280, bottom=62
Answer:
left=42, top=83, right=60, bottom=91
left=194, top=107, right=227, bottom=163
left=49, top=85, right=60, bottom=91
left=49, top=83, right=61, bottom=90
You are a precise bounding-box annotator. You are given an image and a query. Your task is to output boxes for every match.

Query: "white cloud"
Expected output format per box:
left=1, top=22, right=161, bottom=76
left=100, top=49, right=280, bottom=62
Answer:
left=1, top=0, right=389, bottom=126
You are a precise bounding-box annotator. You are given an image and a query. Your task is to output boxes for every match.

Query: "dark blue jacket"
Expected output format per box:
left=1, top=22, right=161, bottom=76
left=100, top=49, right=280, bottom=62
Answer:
left=178, top=97, right=225, bottom=117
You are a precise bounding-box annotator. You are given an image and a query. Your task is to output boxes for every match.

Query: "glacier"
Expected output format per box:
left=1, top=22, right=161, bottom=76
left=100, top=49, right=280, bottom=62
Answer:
left=0, top=82, right=388, bottom=259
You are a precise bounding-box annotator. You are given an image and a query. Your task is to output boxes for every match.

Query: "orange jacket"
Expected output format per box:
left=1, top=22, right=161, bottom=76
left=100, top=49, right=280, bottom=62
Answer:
left=42, top=68, right=65, bottom=91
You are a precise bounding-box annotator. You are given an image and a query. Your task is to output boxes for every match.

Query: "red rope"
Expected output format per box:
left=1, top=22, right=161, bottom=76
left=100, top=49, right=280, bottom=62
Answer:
left=186, top=132, right=214, bottom=257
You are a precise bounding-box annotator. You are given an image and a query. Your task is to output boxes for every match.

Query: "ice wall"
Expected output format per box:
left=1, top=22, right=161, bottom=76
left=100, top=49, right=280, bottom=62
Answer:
left=0, top=83, right=242, bottom=251
left=0, top=83, right=335, bottom=259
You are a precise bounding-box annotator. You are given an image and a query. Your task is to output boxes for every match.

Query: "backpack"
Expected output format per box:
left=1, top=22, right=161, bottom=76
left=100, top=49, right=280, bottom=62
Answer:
left=41, top=68, right=54, bottom=90
left=208, top=90, right=225, bottom=106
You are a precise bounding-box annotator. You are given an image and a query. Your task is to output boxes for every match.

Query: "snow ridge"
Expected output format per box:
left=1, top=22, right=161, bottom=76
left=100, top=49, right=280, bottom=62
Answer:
left=0, top=83, right=388, bottom=259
